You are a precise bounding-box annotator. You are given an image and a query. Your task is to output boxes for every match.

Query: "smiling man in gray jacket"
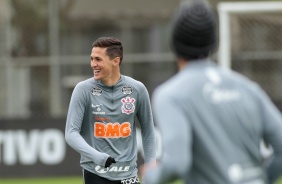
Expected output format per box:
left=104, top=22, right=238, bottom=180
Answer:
left=142, top=0, right=282, bottom=184
left=65, top=37, right=156, bottom=184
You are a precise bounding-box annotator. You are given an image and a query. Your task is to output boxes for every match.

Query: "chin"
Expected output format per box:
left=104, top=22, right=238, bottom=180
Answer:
left=94, top=75, right=103, bottom=80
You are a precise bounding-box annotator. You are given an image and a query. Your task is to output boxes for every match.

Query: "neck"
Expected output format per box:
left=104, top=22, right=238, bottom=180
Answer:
left=102, top=73, right=121, bottom=86
left=177, top=58, right=189, bottom=71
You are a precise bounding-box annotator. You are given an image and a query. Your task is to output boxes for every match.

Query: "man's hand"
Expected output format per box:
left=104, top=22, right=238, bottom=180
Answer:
left=105, top=157, right=116, bottom=168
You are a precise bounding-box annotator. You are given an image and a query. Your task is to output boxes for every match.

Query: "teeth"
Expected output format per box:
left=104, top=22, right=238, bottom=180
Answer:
left=94, top=70, right=100, bottom=74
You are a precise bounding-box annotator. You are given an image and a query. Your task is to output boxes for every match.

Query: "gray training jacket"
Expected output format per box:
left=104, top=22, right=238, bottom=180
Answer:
left=65, top=75, right=156, bottom=181
left=143, top=59, right=282, bottom=184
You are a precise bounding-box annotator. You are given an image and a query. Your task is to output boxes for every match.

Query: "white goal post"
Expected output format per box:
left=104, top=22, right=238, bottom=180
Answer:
left=217, top=1, right=282, bottom=70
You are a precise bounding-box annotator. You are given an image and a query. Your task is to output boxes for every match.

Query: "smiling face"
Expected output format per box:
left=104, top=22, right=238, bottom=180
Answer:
left=90, top=47, right=120, bottom=86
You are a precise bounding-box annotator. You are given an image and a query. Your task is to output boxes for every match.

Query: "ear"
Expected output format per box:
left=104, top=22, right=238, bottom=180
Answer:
left=113, top=57, right=121, bottom=66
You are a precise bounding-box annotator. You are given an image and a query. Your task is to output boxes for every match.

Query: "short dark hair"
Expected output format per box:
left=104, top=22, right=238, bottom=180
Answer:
left=92, top=37, right=123, bottom=64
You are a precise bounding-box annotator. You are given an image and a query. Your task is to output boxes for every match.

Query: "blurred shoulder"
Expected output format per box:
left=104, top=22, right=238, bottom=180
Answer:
left=74, top=77, right=96, bottom=89
left=153, top=73, right=182, bottom=100
left=224, top=69, right=259, bottom=88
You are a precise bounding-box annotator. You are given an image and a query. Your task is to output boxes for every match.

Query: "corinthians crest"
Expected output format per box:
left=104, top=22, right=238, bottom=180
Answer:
left=121, top=97, right=135, bottom=115
left=91, top=86, right=103, bottom=96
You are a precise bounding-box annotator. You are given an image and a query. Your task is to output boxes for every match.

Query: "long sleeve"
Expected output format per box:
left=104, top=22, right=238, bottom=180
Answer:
left=136, top=86, right=156, bottom=164
left=143, top=88, right=191, bottom=184
left=257, top=86, right=282, bottom=183
left=65, top=83, right=109, bottom=167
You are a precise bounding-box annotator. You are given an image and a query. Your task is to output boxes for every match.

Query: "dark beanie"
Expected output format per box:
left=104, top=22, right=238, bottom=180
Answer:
left=171, top=0, right=217, bottom=60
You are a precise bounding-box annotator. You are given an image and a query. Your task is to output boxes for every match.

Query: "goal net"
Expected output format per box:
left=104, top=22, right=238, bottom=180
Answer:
left=217, top=1, right=282, bottom=112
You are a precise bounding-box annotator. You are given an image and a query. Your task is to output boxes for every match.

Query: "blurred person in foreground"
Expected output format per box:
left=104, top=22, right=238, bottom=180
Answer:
left=142, top=0, right=282, bottom=184
left=65, top=37, right=156, bottom=184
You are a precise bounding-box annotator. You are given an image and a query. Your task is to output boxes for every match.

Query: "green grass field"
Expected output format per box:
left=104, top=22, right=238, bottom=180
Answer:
left=0, top=177, right=81, bottom=184
left=0, top=177, right=82, bottom=184
left=0, top=176, right=281, bottom=184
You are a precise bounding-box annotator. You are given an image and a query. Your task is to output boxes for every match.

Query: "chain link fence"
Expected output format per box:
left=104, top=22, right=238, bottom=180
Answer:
left=0, top=0, right=282, bottom=118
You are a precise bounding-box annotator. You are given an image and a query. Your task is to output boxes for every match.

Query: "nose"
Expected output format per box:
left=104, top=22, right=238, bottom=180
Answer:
left=91, top=60, right=98, bottom=67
